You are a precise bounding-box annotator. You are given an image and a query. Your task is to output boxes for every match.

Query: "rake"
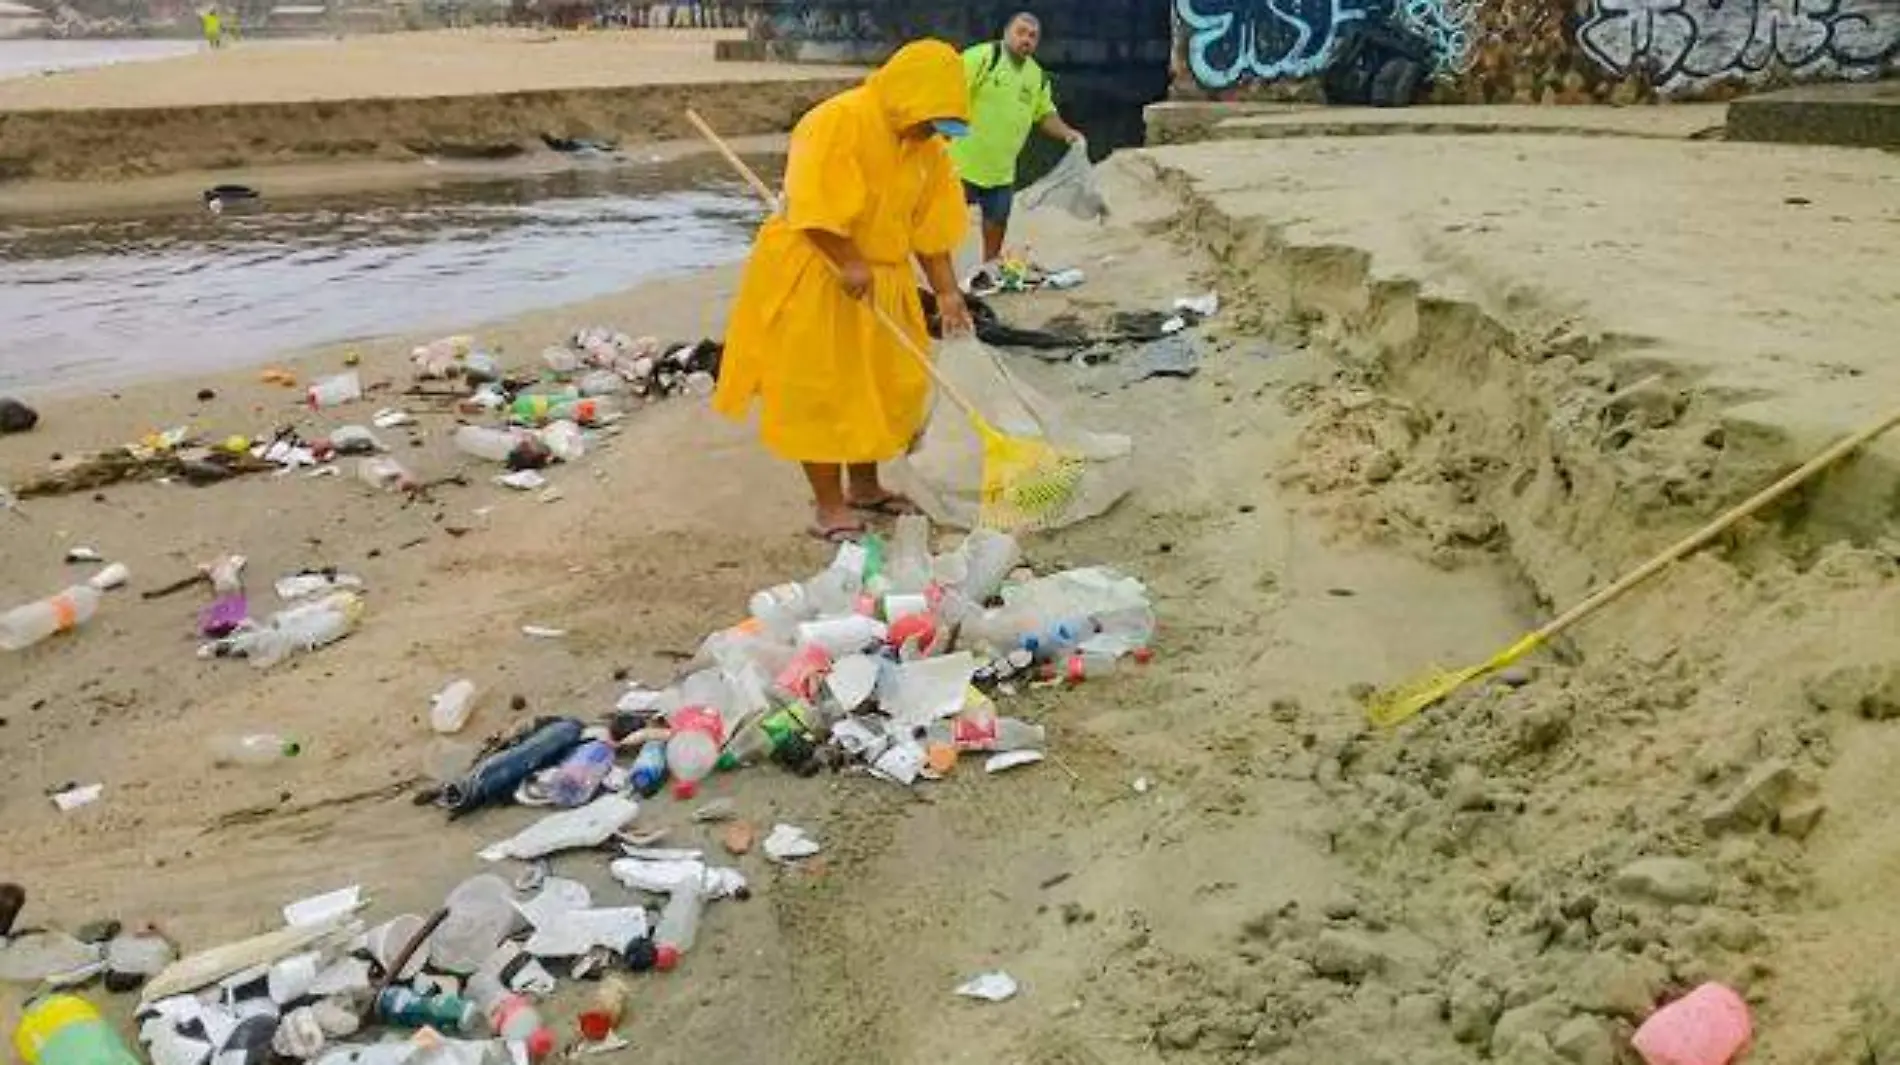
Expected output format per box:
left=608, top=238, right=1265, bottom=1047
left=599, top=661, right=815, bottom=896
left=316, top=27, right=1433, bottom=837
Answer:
left=1369, top=402, right=1900, bottom=728
left=684, top=109, right=1085, bottom=532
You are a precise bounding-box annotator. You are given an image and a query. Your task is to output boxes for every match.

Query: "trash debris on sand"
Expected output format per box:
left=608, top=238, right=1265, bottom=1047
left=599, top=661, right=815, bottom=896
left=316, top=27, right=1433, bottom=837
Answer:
left=3, top=449, right=1152, bottom=1060
left=954, top=971, right=1020, bottom=1003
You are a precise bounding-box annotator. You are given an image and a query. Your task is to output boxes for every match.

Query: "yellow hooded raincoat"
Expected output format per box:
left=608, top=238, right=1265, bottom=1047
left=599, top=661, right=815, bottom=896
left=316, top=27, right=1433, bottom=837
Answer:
left=713, top=40, right=971, bottom=464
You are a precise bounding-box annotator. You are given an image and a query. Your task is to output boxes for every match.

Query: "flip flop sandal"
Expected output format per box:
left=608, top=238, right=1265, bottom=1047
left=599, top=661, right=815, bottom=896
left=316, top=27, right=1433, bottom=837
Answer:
left=807, top=522, right=866, bottom=544
left=849, top=493, right=921, bottom=517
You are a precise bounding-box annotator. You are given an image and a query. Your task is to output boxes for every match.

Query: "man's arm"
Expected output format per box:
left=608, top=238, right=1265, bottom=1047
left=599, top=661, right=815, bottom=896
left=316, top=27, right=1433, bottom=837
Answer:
left=1038, top=112, right=1084, bottom=145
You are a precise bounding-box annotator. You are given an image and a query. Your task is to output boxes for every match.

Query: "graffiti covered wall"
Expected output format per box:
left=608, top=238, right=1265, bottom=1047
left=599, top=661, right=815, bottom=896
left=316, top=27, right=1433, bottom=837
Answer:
left=1172, top=0, right=1900, bottom=102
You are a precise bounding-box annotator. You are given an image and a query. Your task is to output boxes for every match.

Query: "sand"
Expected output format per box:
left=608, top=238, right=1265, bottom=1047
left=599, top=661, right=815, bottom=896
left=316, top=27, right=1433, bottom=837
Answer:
left=5, top=116, right=1900, bottom=1065
left=0, top=31, right=846, bottom=110
left=0, top=30, right=861, bottom=182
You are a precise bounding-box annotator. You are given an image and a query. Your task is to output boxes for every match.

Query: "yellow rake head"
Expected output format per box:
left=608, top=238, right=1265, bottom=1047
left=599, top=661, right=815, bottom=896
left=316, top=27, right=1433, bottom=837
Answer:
left=1364, top=633, right=1547, bottom=728
left=975, top=422, right=1088, bottom=533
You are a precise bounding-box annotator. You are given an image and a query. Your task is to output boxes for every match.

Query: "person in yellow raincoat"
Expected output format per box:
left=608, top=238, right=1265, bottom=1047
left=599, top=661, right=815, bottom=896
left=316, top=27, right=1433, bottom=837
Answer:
left=713, top=39, right=977, bottom=542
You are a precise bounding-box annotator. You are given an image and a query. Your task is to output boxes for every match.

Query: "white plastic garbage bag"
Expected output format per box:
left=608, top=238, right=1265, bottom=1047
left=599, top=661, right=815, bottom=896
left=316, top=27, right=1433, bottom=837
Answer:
left=889, top=339, right=1132, bottom=531
left=1019, top=142, right=1108, bottom=222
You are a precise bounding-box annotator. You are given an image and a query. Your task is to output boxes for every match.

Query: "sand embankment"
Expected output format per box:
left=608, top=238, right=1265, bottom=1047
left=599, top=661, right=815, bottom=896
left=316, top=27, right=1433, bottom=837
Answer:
left=0, top=30, right=859, bottom=182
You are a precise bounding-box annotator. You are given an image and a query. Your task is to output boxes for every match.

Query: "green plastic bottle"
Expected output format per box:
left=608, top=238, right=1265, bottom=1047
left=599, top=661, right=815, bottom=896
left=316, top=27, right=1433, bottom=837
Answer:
left=14, top=995, right=140, bottom=1065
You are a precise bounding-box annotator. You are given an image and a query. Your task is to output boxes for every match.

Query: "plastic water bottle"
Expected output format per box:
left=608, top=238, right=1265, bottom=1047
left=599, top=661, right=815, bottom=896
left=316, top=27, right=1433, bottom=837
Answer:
left=209, top=592, right=362, bottom=669
left=1062, top=651, right=1118, bottom=682
left=483, top=994, right=554, bottom=1062
left=453, top=426, right=524, bottom=463
left=211, top=733, right=301, bottom=767
left=924, top=714, right=1044, bottom=752
left=13, top=995, right=141, bottom=1065
left=1019, top=616, right=1099, bottom=661
left=550, top=396, right=618, bottom=426
left=629, top=739, right=667, bottom=798
left=576, top=975, right=631, bottom=1042
left=545, top=740, right=615, bottom=807
left=430, top=679, right=479, bottom=734
left=664, top=707, right=724, bottom=800
left=652, top=879, right=705, bottom=972
left=306, top=371, right=362, bottom=409
left=376, top=988, right=478, bottom=1033
left=0, top=586, right=102, bottom=651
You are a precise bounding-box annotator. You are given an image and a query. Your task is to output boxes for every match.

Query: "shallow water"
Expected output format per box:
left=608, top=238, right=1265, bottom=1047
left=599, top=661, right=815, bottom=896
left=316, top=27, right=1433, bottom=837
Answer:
left=0, top=38, right=206, bottom=80
left=0, top=161, right=765, bottom=394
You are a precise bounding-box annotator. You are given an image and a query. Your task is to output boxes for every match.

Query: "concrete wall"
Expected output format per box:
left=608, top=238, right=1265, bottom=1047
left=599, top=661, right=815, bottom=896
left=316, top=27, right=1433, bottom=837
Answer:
left=1169, top=0, right=1900, bottom=104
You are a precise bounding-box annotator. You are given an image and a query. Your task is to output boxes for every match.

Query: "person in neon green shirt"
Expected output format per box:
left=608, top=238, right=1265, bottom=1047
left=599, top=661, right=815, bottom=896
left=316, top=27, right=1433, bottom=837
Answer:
left=949, top=12, right=1085, bottom=273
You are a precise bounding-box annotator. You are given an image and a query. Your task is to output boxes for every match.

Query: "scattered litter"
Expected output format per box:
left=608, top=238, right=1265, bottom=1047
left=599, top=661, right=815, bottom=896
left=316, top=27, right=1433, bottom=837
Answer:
left=1124, top=333, right=1203, bottom=385
left=984, top=750, right=1045, bottom=774
left=1133, top=777, right=1152, bottom=794
left=690, top=798, right=738, bottom=823
left=65, top=546, right=103, bottom=563
left=283, top=886, right=363, bottom=928
left=88, top=562, right=131, bottom=591
left=372, top=408, right=415, bottom=429
left=495, top=470, right=546, bottom=492
left=50, top=782, right=103, bottom=811
left=762, top=824, right=821, bottom=862
left=477, top=793, right=640, bottom=861
left=521, top=625, right=566, bottom=639
left=1174, top=292, right=1220, bottom=318
left=274, top=570, right=364, bottom=601
left=954, top=971, right=1019, bottom=1003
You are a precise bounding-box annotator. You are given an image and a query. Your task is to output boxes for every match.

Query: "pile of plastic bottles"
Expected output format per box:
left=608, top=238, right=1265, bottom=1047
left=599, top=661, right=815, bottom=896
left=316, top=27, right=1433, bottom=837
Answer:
left=427, top=514, right=1155, bottom=815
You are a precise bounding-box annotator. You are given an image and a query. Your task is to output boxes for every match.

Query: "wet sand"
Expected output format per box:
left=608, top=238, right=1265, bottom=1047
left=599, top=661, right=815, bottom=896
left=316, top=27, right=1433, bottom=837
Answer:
left=0, top=30, right=859, bottom=183
left=5, top=116, right=1900, bottom=1064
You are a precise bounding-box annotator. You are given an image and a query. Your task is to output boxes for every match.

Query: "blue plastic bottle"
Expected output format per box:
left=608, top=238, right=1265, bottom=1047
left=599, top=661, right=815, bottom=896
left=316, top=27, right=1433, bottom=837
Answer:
left=546, top=740, right=616, bottom=807
left=630, top=739, right=668, bottom=798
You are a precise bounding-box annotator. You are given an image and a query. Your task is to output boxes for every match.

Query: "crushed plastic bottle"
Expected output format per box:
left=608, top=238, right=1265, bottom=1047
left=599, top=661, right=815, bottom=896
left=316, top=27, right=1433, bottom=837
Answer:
left=629, top=739, right=667, bottom=798
left=652, top=878, right=705, bottom=972
left=544, top=740, right=615, bottom=807
left=664, top=707, right=724, bottom=800
left=0, top=586, right=102, bottom=651
left=210, top=733, right=301, bottom=767
left=431, top=679, right=479, bottom=734
left=924, top=713, right=1045, bottom=752
left=453, top=426, right=525, bottom=464
left=14, top=994, right=141, bottom=1065
left=483, top=994, right=554, bottom=1062
left=201, top=592, right=363, bottom=669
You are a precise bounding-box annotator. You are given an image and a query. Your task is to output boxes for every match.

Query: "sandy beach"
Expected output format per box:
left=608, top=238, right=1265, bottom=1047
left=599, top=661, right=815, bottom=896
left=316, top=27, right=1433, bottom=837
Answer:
left=0, top=30, right=858, bottom=184
left=7, top=32, right=1900, bottom=1065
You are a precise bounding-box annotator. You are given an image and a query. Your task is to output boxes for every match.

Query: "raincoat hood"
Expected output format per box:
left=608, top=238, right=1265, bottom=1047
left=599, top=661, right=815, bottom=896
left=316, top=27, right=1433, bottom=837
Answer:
left=864, top=39, right=970, bottom=134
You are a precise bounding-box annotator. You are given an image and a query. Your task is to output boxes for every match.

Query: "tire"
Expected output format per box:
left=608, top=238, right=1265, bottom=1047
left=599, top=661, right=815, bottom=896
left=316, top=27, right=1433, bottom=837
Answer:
left=1369, top=57, right=1426, bottom=108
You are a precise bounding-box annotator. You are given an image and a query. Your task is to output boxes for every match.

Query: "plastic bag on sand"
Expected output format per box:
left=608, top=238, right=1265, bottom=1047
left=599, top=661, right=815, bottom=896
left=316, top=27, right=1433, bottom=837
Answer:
left=889, top=339, right=1131, bottom=532
left=1019, top=142, right=1108, bottom=222
left=478, top=794, right=639, bottom=861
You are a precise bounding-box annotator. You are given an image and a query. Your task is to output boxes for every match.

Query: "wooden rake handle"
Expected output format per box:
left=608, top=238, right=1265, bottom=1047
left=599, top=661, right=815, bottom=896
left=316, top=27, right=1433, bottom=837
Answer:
left=683, top=108, right=987, bottom=423
left=1535, top=403, right=1900, bottom=645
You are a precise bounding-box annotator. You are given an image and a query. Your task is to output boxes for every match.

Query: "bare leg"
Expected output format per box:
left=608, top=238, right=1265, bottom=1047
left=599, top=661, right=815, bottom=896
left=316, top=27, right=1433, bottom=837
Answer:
left=981, top=220, right=1007, bottom=263
left=846, top=463, right=919, bottom=514
left=802, top=463, right=861, bottom=536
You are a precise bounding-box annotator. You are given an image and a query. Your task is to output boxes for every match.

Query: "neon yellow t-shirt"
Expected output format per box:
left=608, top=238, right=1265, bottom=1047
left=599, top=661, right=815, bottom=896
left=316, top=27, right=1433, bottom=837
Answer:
left=948, top=43, right=1055, bottom=190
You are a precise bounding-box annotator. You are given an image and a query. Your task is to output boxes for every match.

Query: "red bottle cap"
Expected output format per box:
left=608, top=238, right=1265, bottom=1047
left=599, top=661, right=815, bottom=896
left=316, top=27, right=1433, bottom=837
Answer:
left=525, top=1027, right=556, bottom=1061
left=655, top=944, right=681, bottom=972
left=1132, top=647, right=1155, bottom=665
left=578, top=1010, right=614, bottom=1042
left=1065, top=655, right=1086, bottom=683
left=672, top=779, right=698, bottom=800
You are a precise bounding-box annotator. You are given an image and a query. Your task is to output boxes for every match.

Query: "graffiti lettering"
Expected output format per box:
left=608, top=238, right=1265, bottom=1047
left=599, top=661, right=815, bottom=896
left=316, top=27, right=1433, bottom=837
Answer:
left=1175, top=0, right=1390, bottom=88
left=1395, top=0, right=1476, bottom=73
left=1578, top=0, right=1900, bottom=87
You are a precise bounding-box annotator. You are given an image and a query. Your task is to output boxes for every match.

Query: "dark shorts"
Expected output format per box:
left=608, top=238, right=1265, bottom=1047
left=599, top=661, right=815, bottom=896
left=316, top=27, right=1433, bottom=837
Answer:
left=963, top=181, right=1013, bottom=226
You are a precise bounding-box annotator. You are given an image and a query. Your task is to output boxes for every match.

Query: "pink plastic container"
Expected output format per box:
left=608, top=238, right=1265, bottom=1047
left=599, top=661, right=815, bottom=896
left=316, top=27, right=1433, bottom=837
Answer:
left=1632, top=983, right=1752, bottom=1065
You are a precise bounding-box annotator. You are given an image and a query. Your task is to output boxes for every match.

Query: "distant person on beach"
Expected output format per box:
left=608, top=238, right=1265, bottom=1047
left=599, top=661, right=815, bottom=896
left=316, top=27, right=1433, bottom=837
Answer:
left=200, top=7, right=224, bottom=48
left=713, top=39, right=976, bottom=544
left=951, top=12, right=1085, bottom=280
